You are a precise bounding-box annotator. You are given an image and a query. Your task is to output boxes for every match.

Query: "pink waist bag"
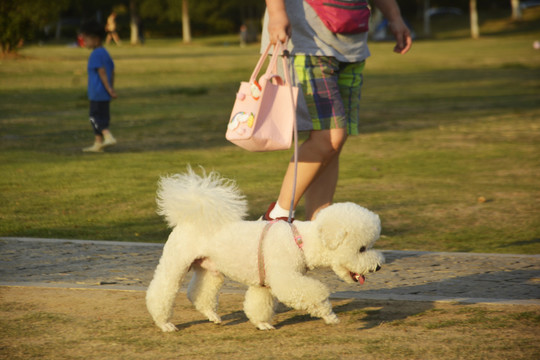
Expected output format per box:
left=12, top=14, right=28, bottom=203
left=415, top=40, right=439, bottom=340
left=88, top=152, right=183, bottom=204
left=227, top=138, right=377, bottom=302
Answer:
left=226, top=41, right=298, bottom=152
left=305, top=0, right=371, bottom=34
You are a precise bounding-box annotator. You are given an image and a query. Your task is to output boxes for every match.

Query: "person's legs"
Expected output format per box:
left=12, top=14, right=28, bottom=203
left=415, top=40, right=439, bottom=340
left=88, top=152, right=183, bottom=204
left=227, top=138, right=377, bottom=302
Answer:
left=267, top=55, right=346, bottom=219
left=303, top=61, right=365, bottom=218
left=112, top=32, right=121, bottom=45
left=267, top=57, right=365, bottom=220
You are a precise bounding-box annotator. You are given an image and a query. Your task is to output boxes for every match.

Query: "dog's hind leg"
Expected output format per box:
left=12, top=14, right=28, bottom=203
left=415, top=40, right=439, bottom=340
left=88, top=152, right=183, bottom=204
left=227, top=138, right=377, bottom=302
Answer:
left=243, top=286, right=276, bottom=330
left=187, top=260, right=224, bottom=324
left=146, top=229, right=197, bottom=332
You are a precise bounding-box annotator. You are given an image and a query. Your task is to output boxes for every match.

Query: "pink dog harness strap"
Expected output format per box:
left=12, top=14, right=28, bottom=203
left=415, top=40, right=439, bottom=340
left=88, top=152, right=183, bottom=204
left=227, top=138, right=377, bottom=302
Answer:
left=258, top=221, right=303, bottom=287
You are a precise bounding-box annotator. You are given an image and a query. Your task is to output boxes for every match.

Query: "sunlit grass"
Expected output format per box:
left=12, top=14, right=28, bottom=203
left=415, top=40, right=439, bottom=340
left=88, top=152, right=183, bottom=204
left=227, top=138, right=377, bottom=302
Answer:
left=0, top=16, right=539, bottom=253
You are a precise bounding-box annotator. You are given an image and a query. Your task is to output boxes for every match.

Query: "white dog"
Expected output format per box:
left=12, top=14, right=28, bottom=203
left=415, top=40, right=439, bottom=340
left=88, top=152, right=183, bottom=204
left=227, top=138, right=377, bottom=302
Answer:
left=146, top=169, right=384, bottom=332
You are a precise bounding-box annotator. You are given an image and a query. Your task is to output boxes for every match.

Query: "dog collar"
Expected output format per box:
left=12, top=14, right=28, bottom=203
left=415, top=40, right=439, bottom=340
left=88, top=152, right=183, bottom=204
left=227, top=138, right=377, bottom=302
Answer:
left=258, top=220, right=303, bottom=287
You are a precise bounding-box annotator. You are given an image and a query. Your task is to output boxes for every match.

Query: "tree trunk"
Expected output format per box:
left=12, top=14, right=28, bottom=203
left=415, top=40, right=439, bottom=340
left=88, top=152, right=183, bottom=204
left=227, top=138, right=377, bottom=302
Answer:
left=470, top=0, right=479, bottom=39
left=511, top=0, right=522, bottom=20
left=423, top=0, right=430, bottom=36
left=182, top=0, right=191, bottom=44
left=130, top=0, right=139, bottom=45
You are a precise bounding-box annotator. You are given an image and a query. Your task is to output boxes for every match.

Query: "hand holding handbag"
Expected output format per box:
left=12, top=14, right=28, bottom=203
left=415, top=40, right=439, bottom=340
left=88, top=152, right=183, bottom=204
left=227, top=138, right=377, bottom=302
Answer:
left=226, top=40, right=298, bottom=152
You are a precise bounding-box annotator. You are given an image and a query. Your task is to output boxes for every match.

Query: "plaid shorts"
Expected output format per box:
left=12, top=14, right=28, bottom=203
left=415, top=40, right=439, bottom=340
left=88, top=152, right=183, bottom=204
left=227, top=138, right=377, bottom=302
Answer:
left=291, top=55, right=365, bottom=135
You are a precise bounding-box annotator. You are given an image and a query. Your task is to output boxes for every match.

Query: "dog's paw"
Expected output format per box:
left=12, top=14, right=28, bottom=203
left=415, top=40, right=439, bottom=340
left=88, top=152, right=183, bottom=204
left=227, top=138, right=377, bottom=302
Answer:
left=159, top=322, right=179, bottom=332
left=206, top=312, right=222, bottom=324
left=323, top=313, right=340, bottom=325
left=256, top=322, right=275, bottom=331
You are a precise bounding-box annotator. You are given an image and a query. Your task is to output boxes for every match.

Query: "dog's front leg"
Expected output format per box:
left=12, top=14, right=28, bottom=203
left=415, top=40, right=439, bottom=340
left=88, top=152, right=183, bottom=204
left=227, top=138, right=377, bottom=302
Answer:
left=244, top=286, right=276, bottom=330
left=268, top=274, right=339, bottom=325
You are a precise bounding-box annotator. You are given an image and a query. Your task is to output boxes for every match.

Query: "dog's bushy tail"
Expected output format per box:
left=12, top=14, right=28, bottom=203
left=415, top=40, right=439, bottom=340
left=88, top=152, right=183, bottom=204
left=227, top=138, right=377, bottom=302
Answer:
left=156, top=167, right=247, bottom=231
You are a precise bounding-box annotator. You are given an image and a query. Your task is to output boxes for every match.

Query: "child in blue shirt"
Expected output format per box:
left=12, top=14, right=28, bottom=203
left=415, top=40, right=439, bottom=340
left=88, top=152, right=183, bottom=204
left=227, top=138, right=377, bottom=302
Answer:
left=80, top=20, right=117, bottom=153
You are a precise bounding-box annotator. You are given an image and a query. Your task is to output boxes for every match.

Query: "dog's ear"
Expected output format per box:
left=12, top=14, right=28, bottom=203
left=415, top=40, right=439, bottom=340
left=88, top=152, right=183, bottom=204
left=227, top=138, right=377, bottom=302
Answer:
left=319, top=227, right=348, bottom=250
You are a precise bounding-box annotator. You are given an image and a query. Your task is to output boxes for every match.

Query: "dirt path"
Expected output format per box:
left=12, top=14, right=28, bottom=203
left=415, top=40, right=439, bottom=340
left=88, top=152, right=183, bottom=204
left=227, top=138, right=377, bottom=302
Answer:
left=1, top=237, right=539, bottom=305
left=1, top=286, right=539, bottom=360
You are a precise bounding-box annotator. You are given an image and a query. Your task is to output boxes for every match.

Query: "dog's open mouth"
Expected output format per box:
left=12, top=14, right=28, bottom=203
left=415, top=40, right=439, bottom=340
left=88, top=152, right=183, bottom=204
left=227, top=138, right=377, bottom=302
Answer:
left=350, top=272, right=365, bottom=284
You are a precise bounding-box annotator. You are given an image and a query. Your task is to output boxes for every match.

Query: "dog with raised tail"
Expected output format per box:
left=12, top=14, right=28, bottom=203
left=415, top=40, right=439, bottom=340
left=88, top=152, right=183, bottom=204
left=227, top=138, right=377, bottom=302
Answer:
left=146, top=168, right=384, bottom=332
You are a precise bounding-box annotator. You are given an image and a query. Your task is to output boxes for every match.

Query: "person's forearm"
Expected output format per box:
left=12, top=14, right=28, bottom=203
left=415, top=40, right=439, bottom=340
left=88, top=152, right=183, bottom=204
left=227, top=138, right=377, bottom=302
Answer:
left=266, top=0, right=287, bottom=16
left=97, top=68, right=114, bottom=95
left=265, top=0, right=291, bottom=44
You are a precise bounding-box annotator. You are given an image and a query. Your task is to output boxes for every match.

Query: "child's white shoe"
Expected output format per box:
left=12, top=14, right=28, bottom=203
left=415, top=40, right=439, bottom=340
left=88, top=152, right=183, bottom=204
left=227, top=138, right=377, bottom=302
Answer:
left=102, top=133, right=117, bottom=148
left=82, top=142, right=104, bottom=153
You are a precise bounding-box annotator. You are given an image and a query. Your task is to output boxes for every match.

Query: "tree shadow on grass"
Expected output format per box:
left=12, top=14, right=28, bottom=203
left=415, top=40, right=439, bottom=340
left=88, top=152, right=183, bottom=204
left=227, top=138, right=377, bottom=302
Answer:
left=2, top=65, right=539, bottom=155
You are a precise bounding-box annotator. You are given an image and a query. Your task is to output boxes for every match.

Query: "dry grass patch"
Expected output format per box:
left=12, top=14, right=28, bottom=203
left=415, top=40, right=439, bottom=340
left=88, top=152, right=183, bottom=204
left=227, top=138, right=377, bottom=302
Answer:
left=1, top=287, right=538, bottom=360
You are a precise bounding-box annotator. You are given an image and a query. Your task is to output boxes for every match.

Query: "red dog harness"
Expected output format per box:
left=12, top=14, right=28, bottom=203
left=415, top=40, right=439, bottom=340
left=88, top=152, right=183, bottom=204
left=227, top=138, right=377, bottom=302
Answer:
left=258, top=220, right=303, bottom=287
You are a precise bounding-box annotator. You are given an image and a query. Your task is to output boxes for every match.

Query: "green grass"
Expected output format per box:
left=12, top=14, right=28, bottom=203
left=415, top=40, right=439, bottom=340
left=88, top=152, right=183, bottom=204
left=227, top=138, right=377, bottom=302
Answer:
left=1, top=12, right=539, bottom=253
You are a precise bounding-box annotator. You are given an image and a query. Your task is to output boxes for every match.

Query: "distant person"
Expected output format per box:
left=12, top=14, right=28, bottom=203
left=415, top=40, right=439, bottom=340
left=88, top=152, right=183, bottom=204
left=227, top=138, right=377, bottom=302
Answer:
left=80, top=20, right=118, bottom=153
left=76, top=33, right=85, bottom=47
left=240, top=24, right=248, bottom=47
left=105, top=11, right=121, bottom=46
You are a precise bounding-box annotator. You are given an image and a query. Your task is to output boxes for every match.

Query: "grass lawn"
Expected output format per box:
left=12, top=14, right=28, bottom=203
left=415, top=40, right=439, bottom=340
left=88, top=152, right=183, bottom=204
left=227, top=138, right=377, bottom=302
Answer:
left=0, top=10, right=539, bottom=254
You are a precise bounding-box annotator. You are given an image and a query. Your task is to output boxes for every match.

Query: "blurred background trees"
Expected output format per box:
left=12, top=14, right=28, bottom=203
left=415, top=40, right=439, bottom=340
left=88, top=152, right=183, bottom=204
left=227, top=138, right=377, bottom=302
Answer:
left=0, top=0, right=535, bottom=55
left=0, top=0, right=70, bottom=55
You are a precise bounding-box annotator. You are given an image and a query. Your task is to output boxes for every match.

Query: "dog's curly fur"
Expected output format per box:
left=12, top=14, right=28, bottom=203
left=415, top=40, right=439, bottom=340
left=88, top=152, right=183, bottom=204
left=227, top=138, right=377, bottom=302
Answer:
left=146, top=169, right=384, bottom=331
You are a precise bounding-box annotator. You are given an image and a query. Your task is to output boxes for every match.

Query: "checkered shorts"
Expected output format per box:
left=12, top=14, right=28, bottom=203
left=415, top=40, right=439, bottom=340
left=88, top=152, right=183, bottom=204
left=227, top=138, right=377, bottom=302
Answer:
left=290, top=55, right=365, bottom=135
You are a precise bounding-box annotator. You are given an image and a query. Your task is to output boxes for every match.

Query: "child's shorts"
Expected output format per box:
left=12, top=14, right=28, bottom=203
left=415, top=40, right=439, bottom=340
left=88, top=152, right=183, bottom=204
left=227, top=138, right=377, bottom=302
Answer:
left=89, top=101, right=110, bottom=135
left=290, top=55, right=365, bottom=135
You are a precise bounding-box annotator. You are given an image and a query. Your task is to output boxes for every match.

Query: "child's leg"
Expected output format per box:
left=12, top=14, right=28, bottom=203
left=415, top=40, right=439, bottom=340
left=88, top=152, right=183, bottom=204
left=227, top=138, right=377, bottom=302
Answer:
left=89, top=101, right=116, bottom=148
left=84, top=101, right=105, bottom=152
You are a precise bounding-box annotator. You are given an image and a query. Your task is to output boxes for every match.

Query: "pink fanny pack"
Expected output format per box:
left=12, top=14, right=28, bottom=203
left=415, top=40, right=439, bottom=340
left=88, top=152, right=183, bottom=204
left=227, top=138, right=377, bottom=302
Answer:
left=305, top=0, right=371, bottom=34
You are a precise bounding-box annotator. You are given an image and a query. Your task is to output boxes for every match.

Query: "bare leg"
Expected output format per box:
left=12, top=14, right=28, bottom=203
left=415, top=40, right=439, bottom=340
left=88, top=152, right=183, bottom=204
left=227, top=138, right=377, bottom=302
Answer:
left=304, top=153, right=340, bottom=220
left=112, top=32, right=121, bottom=45
left=276, top=128, right=347, bottom=215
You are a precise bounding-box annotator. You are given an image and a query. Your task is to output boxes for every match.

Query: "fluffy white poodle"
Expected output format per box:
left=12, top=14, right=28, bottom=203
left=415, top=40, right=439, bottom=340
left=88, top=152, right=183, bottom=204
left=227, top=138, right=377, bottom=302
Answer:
left=146, top=169, right=384, bottom=332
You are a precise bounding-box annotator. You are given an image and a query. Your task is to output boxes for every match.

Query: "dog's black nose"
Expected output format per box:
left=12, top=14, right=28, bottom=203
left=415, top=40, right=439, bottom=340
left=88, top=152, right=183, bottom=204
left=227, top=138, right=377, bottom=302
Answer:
left=375, top=265, right=381, bottom=272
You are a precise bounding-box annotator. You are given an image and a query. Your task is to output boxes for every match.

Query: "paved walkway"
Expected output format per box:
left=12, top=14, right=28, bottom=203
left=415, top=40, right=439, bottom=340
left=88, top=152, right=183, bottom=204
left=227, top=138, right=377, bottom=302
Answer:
left=1, top=237, right=539, bottom=305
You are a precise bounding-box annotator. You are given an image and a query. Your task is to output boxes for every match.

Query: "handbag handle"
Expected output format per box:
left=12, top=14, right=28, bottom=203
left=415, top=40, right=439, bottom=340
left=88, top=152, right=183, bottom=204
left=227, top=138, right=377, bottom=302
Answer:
left=249, top=42, right=273, bottom=84
left=249, top=40, right=286, bottom=84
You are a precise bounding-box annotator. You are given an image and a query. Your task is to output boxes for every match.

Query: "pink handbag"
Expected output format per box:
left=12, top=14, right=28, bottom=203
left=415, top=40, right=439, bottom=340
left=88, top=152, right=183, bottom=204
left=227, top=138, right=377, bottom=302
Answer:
left=226, top=41, right=298, bottom=152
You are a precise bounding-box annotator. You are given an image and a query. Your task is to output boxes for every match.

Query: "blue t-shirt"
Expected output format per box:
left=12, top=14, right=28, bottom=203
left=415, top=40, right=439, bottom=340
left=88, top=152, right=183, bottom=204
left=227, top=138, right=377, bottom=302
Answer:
left=87, top=47, right=114, bottom=101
